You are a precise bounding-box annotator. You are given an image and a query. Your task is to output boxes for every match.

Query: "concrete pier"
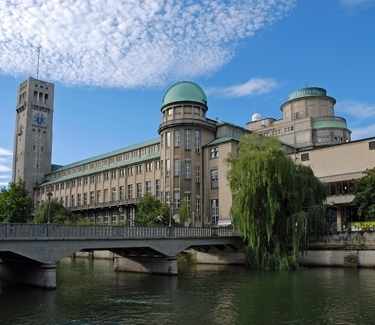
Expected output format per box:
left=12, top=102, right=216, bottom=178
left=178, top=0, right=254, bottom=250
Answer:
left=0, top=262, right=56, bottom=289
left=114, top=256, right=178, bottom=275
left=299, top=250, right=375, bottom=268
left=188, top=248, right=246, bottom=265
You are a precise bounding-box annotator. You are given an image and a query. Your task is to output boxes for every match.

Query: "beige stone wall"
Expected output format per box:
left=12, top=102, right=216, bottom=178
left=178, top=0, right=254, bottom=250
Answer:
left=295, top=139, right=375, bottom=179
left=204, top=140, right=238, bottom=225
left=282, top=97, right=334, bottom=121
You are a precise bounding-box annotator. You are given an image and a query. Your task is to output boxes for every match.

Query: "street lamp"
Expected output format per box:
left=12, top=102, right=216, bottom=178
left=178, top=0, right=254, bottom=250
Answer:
left=46, top=191, right=53, bottom=224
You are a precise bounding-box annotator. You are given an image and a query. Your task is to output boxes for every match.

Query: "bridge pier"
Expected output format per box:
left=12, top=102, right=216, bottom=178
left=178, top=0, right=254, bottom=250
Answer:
left=0, top=261, right=56, bottom=289
left=114, top=256, right=178, bottom=275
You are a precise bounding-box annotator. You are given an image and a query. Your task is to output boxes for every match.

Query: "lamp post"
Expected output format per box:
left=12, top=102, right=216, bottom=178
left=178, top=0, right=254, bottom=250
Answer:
left=46, top=191, right=53, bottom=224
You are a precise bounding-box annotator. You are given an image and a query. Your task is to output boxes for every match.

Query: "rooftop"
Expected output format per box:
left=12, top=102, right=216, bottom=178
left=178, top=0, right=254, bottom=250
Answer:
left=50, top=138, right=160, bottom=174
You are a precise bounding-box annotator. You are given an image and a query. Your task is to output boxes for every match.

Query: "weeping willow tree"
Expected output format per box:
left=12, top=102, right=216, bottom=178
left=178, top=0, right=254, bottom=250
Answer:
left=229, top=134, right=326, bottom=270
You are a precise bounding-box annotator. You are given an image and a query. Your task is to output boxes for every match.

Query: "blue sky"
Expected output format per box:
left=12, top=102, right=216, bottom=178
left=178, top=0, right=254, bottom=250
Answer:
left=1, top=0, right=375, bottom=185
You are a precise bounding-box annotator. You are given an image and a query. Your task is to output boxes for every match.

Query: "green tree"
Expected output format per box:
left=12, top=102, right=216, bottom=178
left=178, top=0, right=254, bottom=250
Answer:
left=353, top=168, right=375, bottom=220
left=33, top=200, right=87, bottom=224
left=229, top=134, right=326, bottom=270
left=0, top=181, right=33, bottom=223
left=34, top=199, right=70, bottom=224
left=135, top=193, right=170, bottom=226
left=178, top=199, right=191, bottom=226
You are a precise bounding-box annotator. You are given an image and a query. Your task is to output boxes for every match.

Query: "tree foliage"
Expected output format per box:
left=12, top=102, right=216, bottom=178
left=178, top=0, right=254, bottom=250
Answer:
left=34, top=199, right=87, bottom=224
left=353, top=168, right=375, bottom=220
left=135, top=193, right=170, bottom=226
left=229, top=134, right=326, bottom=270
left=178, top=199, right=191, bottom=226
left=0, top=181, right=33, bottom=223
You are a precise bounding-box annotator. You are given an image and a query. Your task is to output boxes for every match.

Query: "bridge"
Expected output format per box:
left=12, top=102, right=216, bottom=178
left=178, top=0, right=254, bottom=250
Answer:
left=0, top=224, right=242, bottom=289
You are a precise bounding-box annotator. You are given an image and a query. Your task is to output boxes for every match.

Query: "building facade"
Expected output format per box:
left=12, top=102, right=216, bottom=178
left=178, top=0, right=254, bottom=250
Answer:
left=12, top=79, right=375, bottom=229
left=247, top=87, right=351, bottom=149
left=12, top=78, right=54, bottom=194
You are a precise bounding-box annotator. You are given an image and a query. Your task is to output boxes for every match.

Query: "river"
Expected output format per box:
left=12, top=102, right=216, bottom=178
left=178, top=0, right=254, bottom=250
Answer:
left=1, top=258, right=375, bottom=324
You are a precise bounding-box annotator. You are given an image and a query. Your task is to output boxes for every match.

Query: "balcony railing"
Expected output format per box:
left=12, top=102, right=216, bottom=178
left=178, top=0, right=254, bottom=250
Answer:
left=69, top=198, right=139, bottom=211
left=0, top=224, right=241, bottom=240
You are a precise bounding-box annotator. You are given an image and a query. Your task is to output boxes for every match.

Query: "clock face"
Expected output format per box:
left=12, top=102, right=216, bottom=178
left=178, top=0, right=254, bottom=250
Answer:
left=32, top=111, right=47, bottom=127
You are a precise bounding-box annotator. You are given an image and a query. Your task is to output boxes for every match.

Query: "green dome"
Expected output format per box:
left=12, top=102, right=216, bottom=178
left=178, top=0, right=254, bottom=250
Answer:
left=162, top=81, right=207, bottom=107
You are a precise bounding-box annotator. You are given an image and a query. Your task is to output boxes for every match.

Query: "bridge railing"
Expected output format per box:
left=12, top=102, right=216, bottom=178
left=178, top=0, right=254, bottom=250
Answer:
left=0, top=224, right=240, bottom=240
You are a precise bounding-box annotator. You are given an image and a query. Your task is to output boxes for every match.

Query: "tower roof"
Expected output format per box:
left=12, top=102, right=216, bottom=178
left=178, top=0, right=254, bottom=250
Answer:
left=162, top=81, right=207, bottom=107
left=287, top=87, right=327, bottom=101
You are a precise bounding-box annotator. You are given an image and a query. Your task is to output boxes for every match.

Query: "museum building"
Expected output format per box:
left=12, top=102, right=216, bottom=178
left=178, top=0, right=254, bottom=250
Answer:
left=12, top=78, right=375, bottom=229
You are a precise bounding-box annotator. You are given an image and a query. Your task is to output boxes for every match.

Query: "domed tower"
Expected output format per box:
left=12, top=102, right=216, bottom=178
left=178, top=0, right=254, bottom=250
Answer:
left=281, top=87, right=351, bottom=147
left=158, top=81, right=216, bottom=225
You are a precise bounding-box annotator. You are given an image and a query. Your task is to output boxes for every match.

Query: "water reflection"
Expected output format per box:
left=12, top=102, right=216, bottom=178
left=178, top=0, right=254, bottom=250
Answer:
left=1, top=260, right=375, bottom=324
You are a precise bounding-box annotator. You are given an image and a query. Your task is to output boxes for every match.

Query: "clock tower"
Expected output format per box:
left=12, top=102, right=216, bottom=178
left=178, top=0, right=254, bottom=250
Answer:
left=12, top=77, right=54, bottom=197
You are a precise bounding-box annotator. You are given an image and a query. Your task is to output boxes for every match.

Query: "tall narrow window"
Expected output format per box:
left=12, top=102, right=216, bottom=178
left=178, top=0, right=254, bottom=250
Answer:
left=210, top=169, right=219, bottom=190
left=195, top=166, right=200, bottom=184
left=174, top=159, right=181, bottom=176
left=127, top=184, right=133, bottom=199
left=185, top=129, right=191, bottom=150
left=174, top=191, right=180, bottom=210
left=90, top=191, right=95, bottom=205
left=210, top=147, right=219, bottom=159
left=145, top=181, right=152, bottom=194
left=111, top=187, right=117, bottom=201
left=166, top=131, right=171, bottom=148
left=166, top=159, right=171, bottom=177
left=196, top=197, right=201, bottom=217
left=211, top=199, right=219, bottom=225
left=155, top=180, right=160, bottom=198
left=136, top=183, right=142, bottom=198
left=185, top=160, right=192, bottom=178
left=194, top=130, right=201, bottom=152
left=174, top=130, right=181, bottom=147
left=119, top=186, right=124, bottom=200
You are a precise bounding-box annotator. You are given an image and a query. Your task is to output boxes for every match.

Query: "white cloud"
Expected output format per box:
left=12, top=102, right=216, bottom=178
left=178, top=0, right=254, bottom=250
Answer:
left=0, top=0, right=295, bottom=88
left=0, top=147, right=12, bottom=185
left=0, top=165, right=11, bottom=173
left=208, top=78, right=278, bottom=97
left=0, top=148, right=12, bottom=157
left=340, top=0, right=375, bottom=8
left=336, top=101, right=375, bottom=118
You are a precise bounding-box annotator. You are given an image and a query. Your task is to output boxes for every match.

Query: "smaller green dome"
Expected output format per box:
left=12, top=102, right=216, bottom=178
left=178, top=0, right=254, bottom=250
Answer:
left=162, top=81, right=207, bottom=107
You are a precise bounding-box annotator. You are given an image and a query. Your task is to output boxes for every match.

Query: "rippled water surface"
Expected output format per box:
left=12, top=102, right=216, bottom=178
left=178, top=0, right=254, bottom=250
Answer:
left=1, top=259, right=375, bottom=324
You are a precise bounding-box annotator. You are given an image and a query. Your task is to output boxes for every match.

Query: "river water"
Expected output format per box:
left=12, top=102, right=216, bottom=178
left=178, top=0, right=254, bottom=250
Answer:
left=1, top=258, right=375, bottom=324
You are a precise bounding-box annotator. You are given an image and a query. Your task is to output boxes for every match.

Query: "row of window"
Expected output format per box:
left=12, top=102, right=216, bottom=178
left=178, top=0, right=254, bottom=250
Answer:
left=48, top=180, right=161, bottom=207
left=49, top=143, right=160, bottom=181
left=162, top=129, right=201, bottom=152
left=40, top=161, right=161, bottom=194
left=162, top=105, right=204, bottom=122
left=33, top=91, right=48, bottom=104
left=326, top=180, right=356, bottom=196
left=260, top=126, right=294, bottom=137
